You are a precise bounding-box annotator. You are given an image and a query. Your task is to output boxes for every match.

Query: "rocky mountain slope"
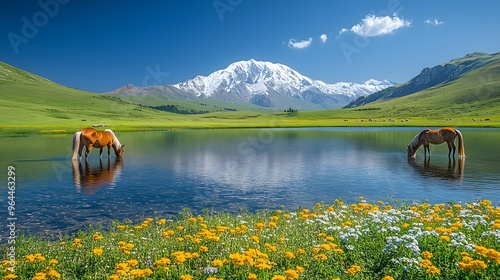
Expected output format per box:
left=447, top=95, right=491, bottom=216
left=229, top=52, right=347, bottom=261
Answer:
left=344, top=52, right=500, bottom=108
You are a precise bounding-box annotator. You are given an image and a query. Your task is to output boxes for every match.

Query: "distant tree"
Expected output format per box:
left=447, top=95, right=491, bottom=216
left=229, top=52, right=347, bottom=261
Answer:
left=284, top=107, right=298, bottom=116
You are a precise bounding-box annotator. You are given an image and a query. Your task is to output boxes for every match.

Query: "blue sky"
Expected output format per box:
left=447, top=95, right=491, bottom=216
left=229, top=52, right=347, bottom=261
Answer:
left=1, top=0, right=500, bottom=92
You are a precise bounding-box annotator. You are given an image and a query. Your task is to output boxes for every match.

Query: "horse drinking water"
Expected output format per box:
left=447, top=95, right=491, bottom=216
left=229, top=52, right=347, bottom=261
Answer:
left=407, top=127, right=465, bottom=158
left=72, top=128, right=125, bottom=160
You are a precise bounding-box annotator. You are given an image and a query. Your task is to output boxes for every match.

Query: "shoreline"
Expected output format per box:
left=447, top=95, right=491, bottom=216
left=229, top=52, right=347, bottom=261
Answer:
left=1, top=120, right=499, bottom=137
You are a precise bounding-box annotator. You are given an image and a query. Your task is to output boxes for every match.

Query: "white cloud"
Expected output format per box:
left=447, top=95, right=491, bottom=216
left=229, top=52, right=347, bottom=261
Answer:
left=288, top=37, right=313, bottom=49
left=319, top=34, right=328, bottom=43
left=343, top=14, right=411, bottom=37
left=424, top=18, right=444, bottom=26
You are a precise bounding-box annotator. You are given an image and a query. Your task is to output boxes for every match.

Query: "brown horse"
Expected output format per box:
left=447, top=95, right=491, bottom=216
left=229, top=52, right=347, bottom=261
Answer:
left=71, top=128, right=124, bottom=160
left=407, top=127, right=465, bottom=158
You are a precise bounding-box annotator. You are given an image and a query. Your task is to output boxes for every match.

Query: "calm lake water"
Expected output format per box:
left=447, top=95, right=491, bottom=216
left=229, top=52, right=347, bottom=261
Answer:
left=1, top=127, right=499, bottom=238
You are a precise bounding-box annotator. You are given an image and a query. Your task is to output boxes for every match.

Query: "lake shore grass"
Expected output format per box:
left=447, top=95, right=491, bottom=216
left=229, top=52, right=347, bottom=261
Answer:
left=2, top=198, right=499, bottom=279
left=1, top=112, right=499, bottom=137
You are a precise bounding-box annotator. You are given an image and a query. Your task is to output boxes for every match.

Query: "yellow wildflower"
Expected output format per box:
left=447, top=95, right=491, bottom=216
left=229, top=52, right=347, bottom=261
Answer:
left=93, top=233, right=103, bottom=241
left=296, top=265, right=305, bottom=273
left=213, top=259, right=226, bottom=267
left=3, top=274, right=18, bottom=280
left=44, top=267, right=61, bottom=279
left=285, top=251, right=295, bottom=259
left=31, top=272, right=46, bottom=280
left=440, top=235, right=450, bottom=242
left=172, top=251, right=187, bottom=264
left=255, top=222, right=265, bottom=231
left=199, top=246, right=209, bottom=252
left=251, top=235, right=260, bottom=244
left=423, top=251, right=433, bottom=259
left=265, top=243, right=277, bottom=252
left=130, top=268, right=153, bottom=278
left=25, top=253, right=46, bottom=262
left=268, top=222, right=277, bottom=228
left=285, top=269, right=299, bottom=279
left=92, top=248, right=104, bottom=256
left=314, top=254, right=327, bottom=261
left=162, top=230, right=175, bottom=238
left=427, top=266, right=441, bottom=274
left=127, top=259, right=139, bottom=267
left=344, top=265, right=362, bottom=275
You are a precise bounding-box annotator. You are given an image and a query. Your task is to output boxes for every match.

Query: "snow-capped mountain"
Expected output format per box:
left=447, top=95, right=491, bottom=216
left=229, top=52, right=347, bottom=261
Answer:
left=172, top=59, right=394, bottom=108
left=112, top=59, right=395, bottom=109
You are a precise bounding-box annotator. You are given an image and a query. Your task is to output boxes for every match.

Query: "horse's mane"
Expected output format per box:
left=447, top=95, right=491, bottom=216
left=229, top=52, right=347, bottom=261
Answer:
left=105, top=129, right=122, bottom=149
left=409, top=129, right=429, bottom=151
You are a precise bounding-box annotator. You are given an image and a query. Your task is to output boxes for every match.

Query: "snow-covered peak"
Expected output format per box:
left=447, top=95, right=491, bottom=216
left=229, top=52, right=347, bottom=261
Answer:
left=173, top=59, right=394, bottom=99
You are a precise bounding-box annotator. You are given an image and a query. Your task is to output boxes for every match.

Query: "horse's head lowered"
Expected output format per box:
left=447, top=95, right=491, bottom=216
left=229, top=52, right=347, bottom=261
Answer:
left=407, top=144, right=417, bottom=158
left=115, top=145, right=125, bottom=157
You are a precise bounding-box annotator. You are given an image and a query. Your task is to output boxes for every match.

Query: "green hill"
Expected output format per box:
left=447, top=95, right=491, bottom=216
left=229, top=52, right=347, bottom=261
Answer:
left=345, top=52, right=500, bottom=108
left=299, top=57, right=500, bottom=123
left=0, top=61, right=180, bottom=134
left=0, top=62, right=286, bottom=135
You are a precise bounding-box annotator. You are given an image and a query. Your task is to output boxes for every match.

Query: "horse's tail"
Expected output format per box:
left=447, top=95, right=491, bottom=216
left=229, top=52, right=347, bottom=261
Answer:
left=455, top=129, right=465, bottom=158
left=71, top=131, right=82, bottom=160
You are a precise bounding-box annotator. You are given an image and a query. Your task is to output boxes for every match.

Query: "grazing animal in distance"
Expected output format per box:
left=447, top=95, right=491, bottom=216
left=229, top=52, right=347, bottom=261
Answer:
left=407, top=127, right=465, bottom=158
left=72, top=128, right=125, bottom=160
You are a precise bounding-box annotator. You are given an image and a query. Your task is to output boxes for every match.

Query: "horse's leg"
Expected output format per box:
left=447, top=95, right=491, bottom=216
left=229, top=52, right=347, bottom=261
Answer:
left=424, top=157, right=430, bottom=167
left=78, top=144, right=83, bottom=159
left=99, top=147, right=104, bottom=158
left=424, top=144, right=430, bottom=157
left=85, top=144, right=93, bottom=158
left=108, top=144, right=111, bottom=158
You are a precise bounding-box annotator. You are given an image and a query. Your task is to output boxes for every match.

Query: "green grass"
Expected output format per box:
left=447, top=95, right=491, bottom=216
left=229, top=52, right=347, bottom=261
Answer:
left=2, top=198, right=499, bottom=279
left=1, top=59, right=500, bottom=137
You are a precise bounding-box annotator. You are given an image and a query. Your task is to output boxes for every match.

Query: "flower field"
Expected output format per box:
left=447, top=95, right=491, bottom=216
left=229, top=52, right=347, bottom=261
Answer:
left=2, top=198, right=500, bottom=279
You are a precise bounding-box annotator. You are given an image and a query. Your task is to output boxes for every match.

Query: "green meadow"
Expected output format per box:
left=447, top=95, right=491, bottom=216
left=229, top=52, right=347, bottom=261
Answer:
left=1, top=59, right=500, bottom=137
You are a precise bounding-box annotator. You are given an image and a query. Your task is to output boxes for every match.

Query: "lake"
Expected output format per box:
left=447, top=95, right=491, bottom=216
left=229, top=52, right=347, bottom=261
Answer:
left=1, top=127, right=499, bottom=238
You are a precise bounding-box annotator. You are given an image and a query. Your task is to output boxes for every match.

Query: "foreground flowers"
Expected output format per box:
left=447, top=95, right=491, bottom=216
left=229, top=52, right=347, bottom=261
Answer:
left=1, top=199, right=499, bottom=279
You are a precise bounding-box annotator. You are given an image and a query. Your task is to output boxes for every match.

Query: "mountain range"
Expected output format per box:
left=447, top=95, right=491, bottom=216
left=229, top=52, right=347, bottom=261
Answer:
left=111, top=60, right=395, bottom=110
left=344, top=52, right=500, bottom=108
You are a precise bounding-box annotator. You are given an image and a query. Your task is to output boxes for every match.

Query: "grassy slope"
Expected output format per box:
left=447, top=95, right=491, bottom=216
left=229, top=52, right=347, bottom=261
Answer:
left=1, top=57, right=500, bottom=136
left=112, top=94, right=274, bottom=114
left=298, top=59, right=500, bottom=127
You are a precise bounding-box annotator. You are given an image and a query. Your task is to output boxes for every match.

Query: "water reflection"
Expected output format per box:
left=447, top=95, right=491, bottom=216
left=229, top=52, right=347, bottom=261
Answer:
left=72, top=158, right=123, bottom=194
left=408, top=157, right=465, bottom=181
